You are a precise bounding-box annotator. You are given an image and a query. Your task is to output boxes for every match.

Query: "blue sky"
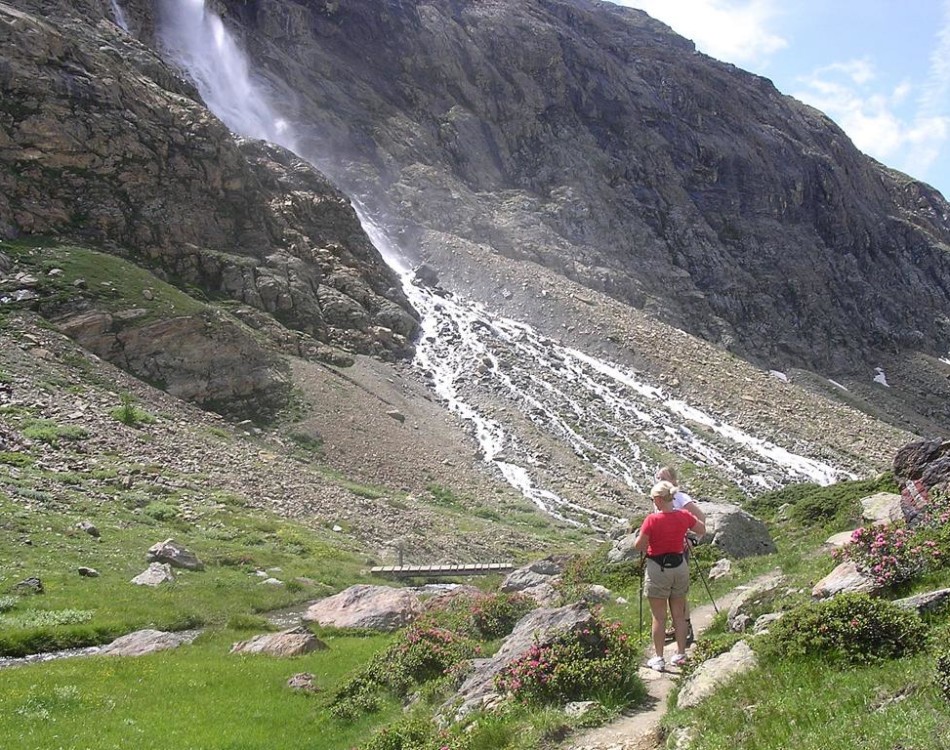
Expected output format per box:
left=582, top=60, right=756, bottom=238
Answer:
left=609, top=0, right=950, bottom=200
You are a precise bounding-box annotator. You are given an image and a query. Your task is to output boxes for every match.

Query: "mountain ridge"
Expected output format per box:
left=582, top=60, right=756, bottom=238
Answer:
left=0, top=0, right=946, bottom=536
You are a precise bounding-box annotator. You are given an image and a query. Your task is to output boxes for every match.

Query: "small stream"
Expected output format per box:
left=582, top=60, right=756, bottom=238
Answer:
left=0, top=645, right=102, bottom=670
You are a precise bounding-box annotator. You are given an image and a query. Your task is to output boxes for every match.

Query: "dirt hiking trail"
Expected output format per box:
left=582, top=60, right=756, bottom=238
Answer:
left=562, top=580, right=755, bottom=750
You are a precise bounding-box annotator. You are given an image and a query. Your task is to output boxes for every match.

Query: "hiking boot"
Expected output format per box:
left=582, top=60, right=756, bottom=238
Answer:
left=647, top=656, right=665, bottom=672
left=664, top=627, right=675, bottom=643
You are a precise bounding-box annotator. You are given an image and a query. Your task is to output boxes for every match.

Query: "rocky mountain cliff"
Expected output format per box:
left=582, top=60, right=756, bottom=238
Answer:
left=0, top=0, right=418, bottom=419
left=204, top=0, right=950, bottom=427
left=0, top=0, right=948, bottom=545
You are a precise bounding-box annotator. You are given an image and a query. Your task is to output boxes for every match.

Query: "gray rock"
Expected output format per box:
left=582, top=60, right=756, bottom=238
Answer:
left=753, top=612, right=784, bottom=633
left=677, top=640, right=757, bottom=709
left=564, top=700, right=601, bottom=718
left=101, top=629, right=198, bottom=657
left=701, top=503, right=777, bottom=559
left=147, top=538, right=204, bottom=571
left=606, top=533, right=639, bottom=563
left=893, top=588, right=950, bottom=616
left=286, top=672, right=321, bottom=693
left=131, top=562, right=175, bottom=587
left=500, top=558, right=564, bottom=592
left=811, top=561, right=881, bottom=599
left=78, top=566, right=99, bottom=578
left=726, top=573, right=786, bottom=632
left=707, top=559, right=732, bottom=580
left=303, top=584, right=421, bottom=631
left=77, top=520, right=100, bottom=538
left=859, top=492, right=903, bottom=525
left=519, top=581, right=561, bottom=607
left=12, top=577, right=43, bottom=594
left=230, top=626, right=327, bottom=657
left=446, top=602, right=595, bottom=721
left=824, top=530, right=857, bottom=548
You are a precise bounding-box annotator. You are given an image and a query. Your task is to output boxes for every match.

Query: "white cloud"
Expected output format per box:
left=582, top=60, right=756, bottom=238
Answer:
left=919, top=0, right=950, bottom=119
left=612, top=0, right=787, bottom=65
left=793, top=60, right=950, bottom=177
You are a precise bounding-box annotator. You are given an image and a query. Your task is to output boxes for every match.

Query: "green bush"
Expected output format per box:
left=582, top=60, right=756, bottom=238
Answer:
left=0, top=622, right=126, bottom=657
left=0, top=609, right=94, bottom=629
left=111, top=393, right=156, bottom=427
left=468, top=592, right=535, bottom=640
left=226, top=613, right=274, bottom=632
left=0, top=452, right=33, bottom=467
left=361, top=715, right=434, bottom=750
left=559, top=545, right=641, bottom=594
left=936, top=647, right=950, bottom=703
left=331, top=622, right=479, bottom=720
left=765, top=593, right=927, bottom=664
left=0, top=596, right=18, bottom=613
left=494, top=613, right=643, bottom=707
left=143, top=501, right=179, bottom=521
left=21, top=419, right=87, bottom=446
left=748, top=476, right=897, bottom=527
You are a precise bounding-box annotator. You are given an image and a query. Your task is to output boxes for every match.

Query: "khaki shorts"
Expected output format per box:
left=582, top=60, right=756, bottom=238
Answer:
left=644, top=558, right=690, bottom=599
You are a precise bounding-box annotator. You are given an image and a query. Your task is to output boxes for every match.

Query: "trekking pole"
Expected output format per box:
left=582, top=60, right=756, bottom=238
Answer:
left=691, top=549, right=719, bottom=614
left=638, top=552, right=645, bottom=642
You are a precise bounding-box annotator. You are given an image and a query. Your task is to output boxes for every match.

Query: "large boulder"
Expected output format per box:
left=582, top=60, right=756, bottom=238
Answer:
left=302, top=584, right=421, bottom=632
left=500, top=557, right=565, bottom=605
left=230, top=626, right=327, bottom=657
left=606, top=533, right=639, bottom=563
left=892, top=439, right=950, bottom=525
left=701, top=503, right=777, bottom=559
left=147, top=539, right=204, bottom=571
left=130, top=562, right=174, bottom=587
left=726, top=572, right=787, bottom=632
left=892, top=439, right=950, bottom=488
left=677, top=640, right=757, bottom=709
left=811, top=561, right=881, bottom=600
left=859, top=492, right=903, bottom=525
left=100, top=629, right=198, bottom=656
left=445, top=602, right=596, bottom=721
left=893, top=588, right=950, bottom=616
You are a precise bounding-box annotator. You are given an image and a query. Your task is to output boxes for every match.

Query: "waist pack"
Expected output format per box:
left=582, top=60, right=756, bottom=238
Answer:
left=649, top=552, right=684, bottom=569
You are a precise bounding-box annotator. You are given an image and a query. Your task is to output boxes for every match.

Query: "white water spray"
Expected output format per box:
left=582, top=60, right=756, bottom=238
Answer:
left=110, top=0, right=130, bottom=32
left=156, top=0, right=851, bottom=527
left=157, top=0, right=294, bottom=150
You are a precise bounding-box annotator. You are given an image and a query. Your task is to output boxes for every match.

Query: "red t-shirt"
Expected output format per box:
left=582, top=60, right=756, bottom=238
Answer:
left=641, top=510, right=696, bottom=556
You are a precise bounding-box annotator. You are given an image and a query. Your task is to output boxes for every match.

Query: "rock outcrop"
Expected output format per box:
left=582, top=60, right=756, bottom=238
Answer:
left=302, top=584, right=422, bottom=632
left=206, top=0, right=950, bottom=430
left=0, top=1, right=418, bottom=418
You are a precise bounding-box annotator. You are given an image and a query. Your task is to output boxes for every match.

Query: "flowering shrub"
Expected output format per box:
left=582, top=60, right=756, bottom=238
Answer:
left=915, top=489, right=950, bottom=561
left=493, top=614, right=642, bottom=706
left=468, top=593, right=534, bottom=640
left=330, top=622, right=479, bottom=720
left=765, top=593, right=927, bottom=664
left=832, top=525, right=939, bottom=587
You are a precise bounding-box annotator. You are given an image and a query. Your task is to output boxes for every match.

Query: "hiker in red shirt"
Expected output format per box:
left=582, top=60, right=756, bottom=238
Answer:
left=634, top=480, right=706, bottom=671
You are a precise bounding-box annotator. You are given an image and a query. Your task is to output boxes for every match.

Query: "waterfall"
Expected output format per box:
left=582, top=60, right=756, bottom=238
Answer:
left=110, top=0, right=130, bottom=32
left=155, top=0, right=849, bottom=527
left=157, top=0, right=294, bottom=150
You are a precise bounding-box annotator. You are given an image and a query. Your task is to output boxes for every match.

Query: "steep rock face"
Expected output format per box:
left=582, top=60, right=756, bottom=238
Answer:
left=0, top=2, right=418, bottom=387
left=213, top=0, right=950, bottom=384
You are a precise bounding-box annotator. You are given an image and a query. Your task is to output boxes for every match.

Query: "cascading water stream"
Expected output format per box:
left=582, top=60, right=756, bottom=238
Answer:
left=157, top=0, right=294, bottom=150
left=156, top=0, right=849, bottom=528
left=110, top=0, right=130, bottom=32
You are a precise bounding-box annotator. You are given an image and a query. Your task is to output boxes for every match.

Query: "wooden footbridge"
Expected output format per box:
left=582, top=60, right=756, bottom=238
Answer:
left=370, top=562, right=515, bottom=579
